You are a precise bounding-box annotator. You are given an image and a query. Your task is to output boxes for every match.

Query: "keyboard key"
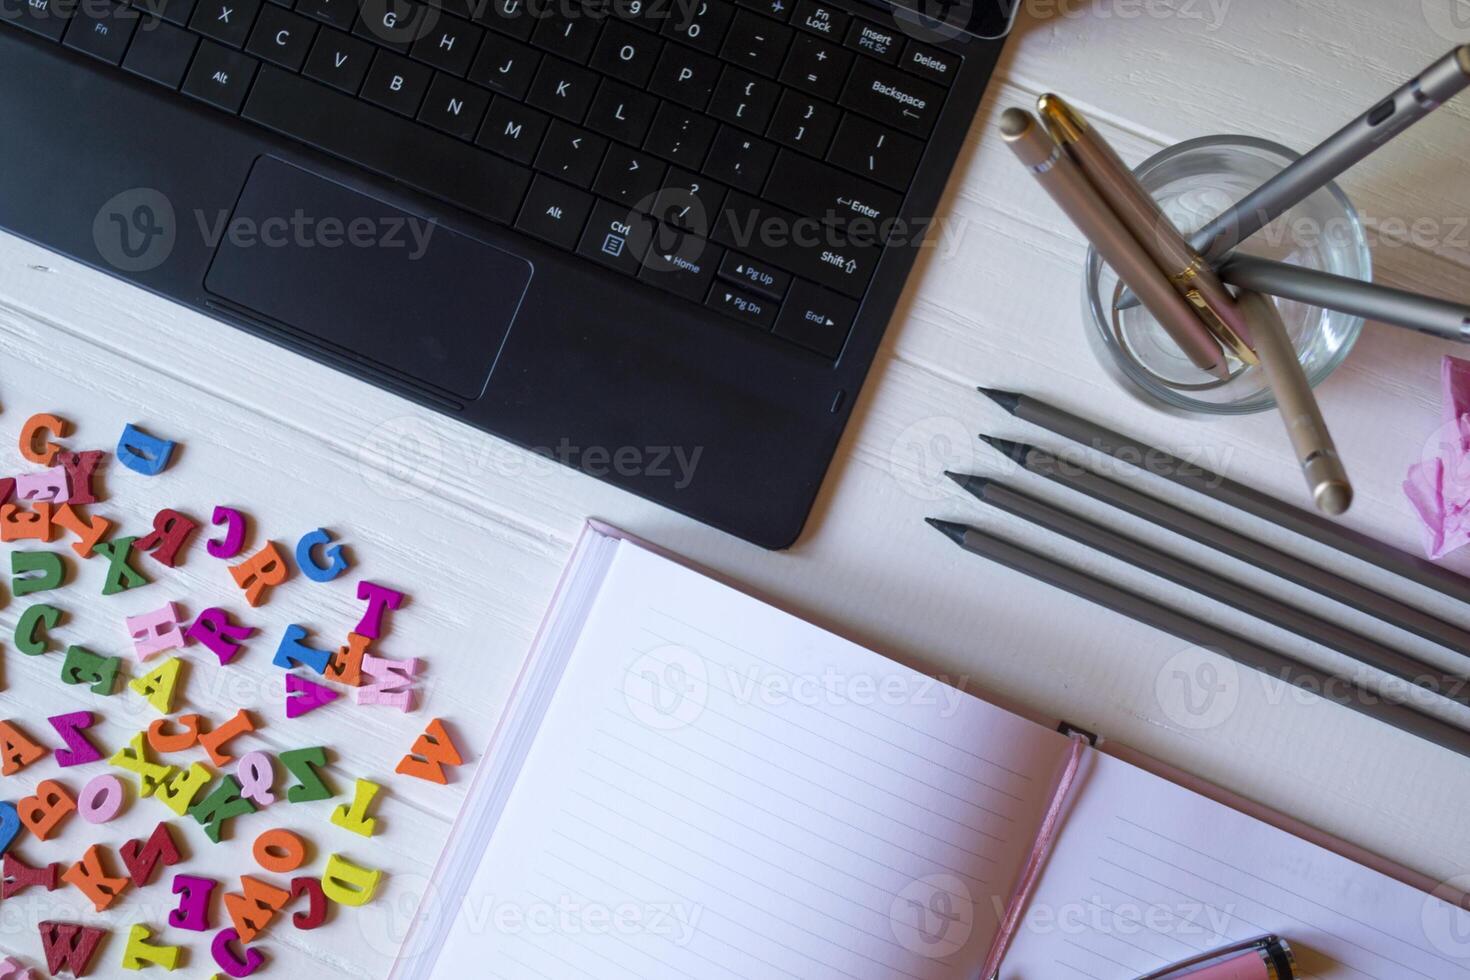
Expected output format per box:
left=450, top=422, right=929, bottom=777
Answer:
left=593, top=143, right=666, bottom=207
left=533, top=119, right=607, bottom=186
left=789, top=0, right=843, bottom=39
left=588, top=18, right=661, bottom=85
left=765, top=149, right=901, bottom=227
left=62, top=1, right=136, bottom=63
left=361, top=48, right=432, bottom=116
left=530, top=6, right=599, bottom=62
left=476, top=95, right=549, bottom=163
left=418, top=72, right=490, bottom=139
left=294, top=0, right=350, bottom=28
left=706, top=66, right=777, bottom=132
left=719, top=9, right=789, bottom=75
left=122, top=15, right=198, bottom=86
left=131, top=0, right=194, bottom=28
left=640, top=232, right=721, bottom=301
left=840, top=58, right=942, bottom=136
left=717, top=250, right=788, bottom=298
left=525, top=55, right=597, bottom=120
left=352, top=0, right=433, bottom=51
left=843, top=18, right=898, bottom=63
left=467, top=31, right=539, bottom=97
left=713, top=191, right=878, bottom=297
left=618, top=0, right=669, bottom=31
left=576, top=199, right=654, bottom=274
left=190, top=0, right=259, bottom=47
left=244, top=67, right=533, bottom=223
left=514, top=175, right=593, bottom=248
left=648, top=42, right=719, bottom=109
left=409, top=13, right=482, bottom=75
left=827, top=113, right=921, bottom=190
left=766, top=89, right=838, bottom=156
left=733, top=0, right=787, bottom=20
left=584, top=78, right=656, bottom=144
left=1, top=0, right=75, bottom=41
left=661, top=0, right=731, bottom=53
left=182, top=39, right=259, bottom=111
left=778, top=31, right=848, bottom=100
left=900, top=38, right=958, bottom=86
left=703, top=126, right=774, bottom=192
left=302, top=26, right=372, bottom=92
left=706, top=283, right=776, bottom=329
left=642, top=102, right=715, bottom=167
left=473, top=0, right=532, bottom=39
left=245, top=4, right=316, bottom=69
left=773, top=277, right=855, bottom=356
left=651, top=168, right=724, bottom=233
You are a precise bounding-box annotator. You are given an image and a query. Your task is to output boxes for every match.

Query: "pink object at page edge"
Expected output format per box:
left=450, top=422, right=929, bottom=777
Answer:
left=1404, top=355, right=1470, bottom=559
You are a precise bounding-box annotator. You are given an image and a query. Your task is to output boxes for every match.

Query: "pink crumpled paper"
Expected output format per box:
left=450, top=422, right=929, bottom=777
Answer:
left=1404, top=356, right=1470, bottom=559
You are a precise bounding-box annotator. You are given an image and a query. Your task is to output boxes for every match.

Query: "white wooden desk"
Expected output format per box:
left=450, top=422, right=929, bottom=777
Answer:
left=2, top=1, right=1469, bottom=975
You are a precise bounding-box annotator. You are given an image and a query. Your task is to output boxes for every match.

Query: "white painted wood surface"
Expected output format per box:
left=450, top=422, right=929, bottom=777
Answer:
left=2, top=1, right=1469, bottom=974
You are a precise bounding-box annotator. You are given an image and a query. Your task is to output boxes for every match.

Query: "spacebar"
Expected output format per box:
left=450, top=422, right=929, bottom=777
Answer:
left=242, top=67, right=531, bottom=226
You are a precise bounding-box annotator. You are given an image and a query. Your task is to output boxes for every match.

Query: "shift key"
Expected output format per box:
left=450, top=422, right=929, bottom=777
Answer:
left=712, top=192, right=879, bottom=299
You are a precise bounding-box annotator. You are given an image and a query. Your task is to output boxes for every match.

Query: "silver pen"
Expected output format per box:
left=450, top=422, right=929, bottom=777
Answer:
left=1119, top=44, right=1470, bottom=309
left=1220, top=254, right=1470, bottom=343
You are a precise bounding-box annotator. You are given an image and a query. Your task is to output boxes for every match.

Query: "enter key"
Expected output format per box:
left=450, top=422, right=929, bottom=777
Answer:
left=764, top=150, right=903, bottom=230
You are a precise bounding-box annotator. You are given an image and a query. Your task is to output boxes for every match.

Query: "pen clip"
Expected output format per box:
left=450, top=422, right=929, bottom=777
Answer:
left=1185, top=288, right=1259, bottom=366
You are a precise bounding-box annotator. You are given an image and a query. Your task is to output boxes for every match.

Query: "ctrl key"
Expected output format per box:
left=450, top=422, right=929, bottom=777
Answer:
left=706, top=284, right=777, bottom=330
left=774, top=278, right=857, bottom=358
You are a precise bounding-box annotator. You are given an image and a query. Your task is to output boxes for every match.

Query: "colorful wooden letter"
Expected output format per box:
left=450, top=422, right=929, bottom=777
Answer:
left=0, top=803, right=19, bottom=856
left=158, top=763, right=213, bottom=817
left=38, top=922, right=106, bottom=978
left=252, top=829, right=307, bottom=874
left=185, top=608, right=255, bottom=665
left=110, top=733, right=175, bottom=797
left=284, top=672, right=338, bottom=717
left=235, top=752, right=276, bottom=808
left=207, top=506, right=248, bottom=560
left=230, top=542, right=289, bottom=607
left=198, top=709, right=255, bottom=767
left=77, top=774, right=126, bottom=825
left=60, top=645, right=122, bottom=695
left=211, top=928, right=264, bottom=977
left=3, top=852, right=58, bottom=898
left=116, top=424, right=175, bottom=476
left=48, top=711, right=102, bottom=767
left=18, top=780, right=75, bottom=841
left=119, top=822, right=183, bottom=886
left=354, top=581, right=404, bottom=639
left=20, top=414, right=70, bottom=465
left=188, top=777, right=257, bottom=844
left=147, top=714, right=204, bottom=754
left=357, top=654, right=419, bottom=712
left=129, top=657, right=184, bottom=713
left=296, top=528, right=350, bottom=582
left=52, top=504, right=110, bottom=559
left=126, top=603, right=185, bottom=661
left=271, top=625, right=332, bottom=674
left=0, top=722, right=46, bottom=775
left=289, top=875, right=329, bottom=929
left=396, top=718, right=464, bottom=785
left=14, top=467, right=68, bottom=503
left=61, top=845, right=128, bottom=911
left=278, top=746, right=333, bottom=804
left=57, top=450, right=105, bottom=505
left=320, top=854, right=382, bottom=907
left=170, top=873, right=218, bottom=931
left=12, top=551, right=65, bottom=597
left=325, top=632, right=370, bottom=687
left=329, top=779, right=381, bottom=838
left=135, top=508, right=199, bottom=568
left=223, top=876, right=289, bottom=942
left=120, top=924, right=182, bottom=971
left=94, top=537, right=149, bottom=595
left=15, top=604, right=62, bottom=656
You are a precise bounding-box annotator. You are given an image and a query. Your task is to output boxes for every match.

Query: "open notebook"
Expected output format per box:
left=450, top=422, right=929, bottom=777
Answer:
left=392, top=524, right=1470, bottom=980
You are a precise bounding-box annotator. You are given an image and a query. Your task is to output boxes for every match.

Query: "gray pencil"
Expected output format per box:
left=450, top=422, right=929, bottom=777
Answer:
left=926, top=517, right=1470, bottom=762
left=946, top=472, right=1470, bottom=706
left=1220, top=254, right=1470, bottom=343
left=1119, top=44, right=1470, bottom=309
left=978, top=387, right=1470, bottom=606
left=980, top=436, right=1470, bottom=657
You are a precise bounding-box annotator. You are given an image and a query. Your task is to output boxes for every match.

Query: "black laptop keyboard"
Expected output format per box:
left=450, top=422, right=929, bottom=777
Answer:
left=3, top=0, right=959, bottom=358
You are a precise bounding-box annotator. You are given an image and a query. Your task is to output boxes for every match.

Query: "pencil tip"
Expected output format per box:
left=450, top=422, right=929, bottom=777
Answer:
left=944, top=470, right=990, bottom=497
left=924, top=518, right=969, bottom=546
left=975, top=386, right=1022, bottom=414
left=978, top=434, right=1034, bottom=465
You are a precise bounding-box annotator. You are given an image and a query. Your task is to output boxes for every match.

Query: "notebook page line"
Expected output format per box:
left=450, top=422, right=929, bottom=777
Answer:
left=645, top=610, right=1035, bottom=784
left=614, top=676, right=1013, bottom=837
left=630, top=637, right=1026, bottom=812
left=596, top=718, right=1006, bottom=871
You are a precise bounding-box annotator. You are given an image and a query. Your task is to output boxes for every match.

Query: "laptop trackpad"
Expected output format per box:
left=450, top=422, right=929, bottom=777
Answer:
left=204, top=157, right=532, bottom=401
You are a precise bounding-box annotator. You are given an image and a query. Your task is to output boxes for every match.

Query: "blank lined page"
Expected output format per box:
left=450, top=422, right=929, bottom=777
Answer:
left=430, top=541, right=1073, bottom=979
left=1001, top=751, right=1470, bottom=979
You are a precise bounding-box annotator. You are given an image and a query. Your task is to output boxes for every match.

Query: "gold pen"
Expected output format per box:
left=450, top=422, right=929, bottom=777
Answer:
left=1000, top=107, right=1231, bottom=381
left=1037, top=93, right=1258, bottom=366
left=1238, top=291, right=1352, bottom=515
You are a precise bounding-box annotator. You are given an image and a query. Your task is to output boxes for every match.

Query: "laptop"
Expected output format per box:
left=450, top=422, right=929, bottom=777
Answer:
left=0, top=0, right=1015, bottom=548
